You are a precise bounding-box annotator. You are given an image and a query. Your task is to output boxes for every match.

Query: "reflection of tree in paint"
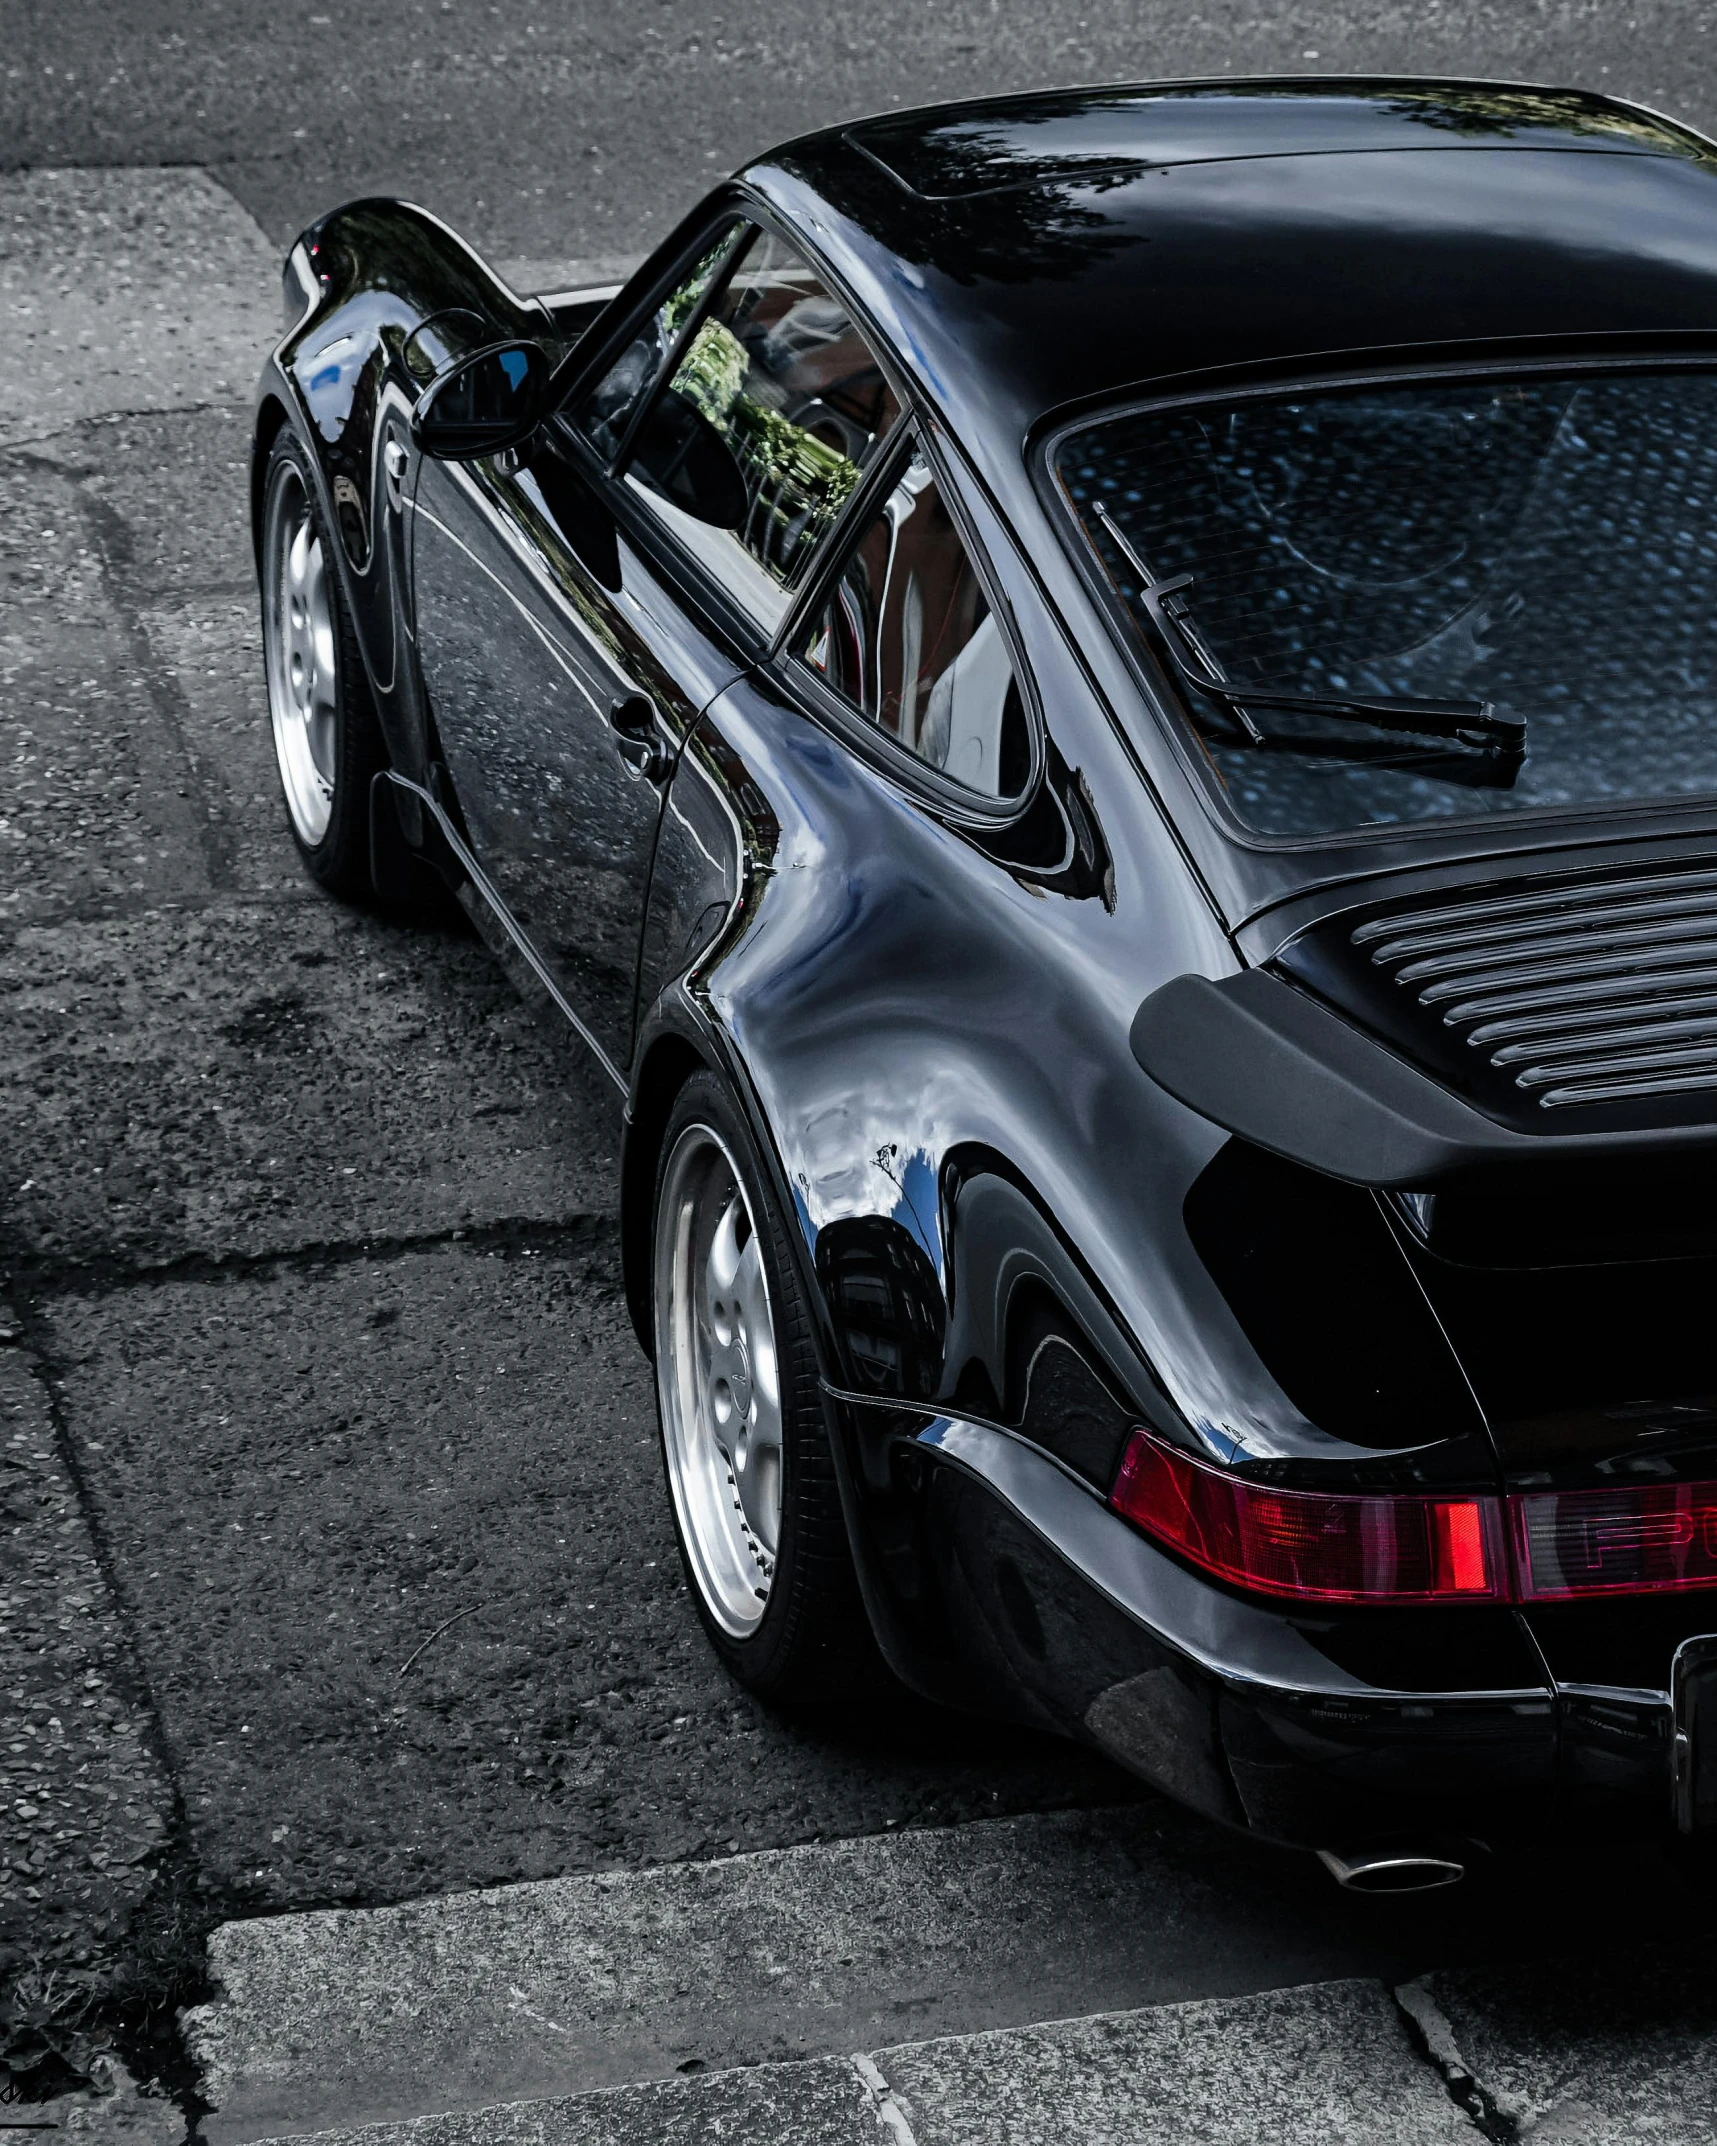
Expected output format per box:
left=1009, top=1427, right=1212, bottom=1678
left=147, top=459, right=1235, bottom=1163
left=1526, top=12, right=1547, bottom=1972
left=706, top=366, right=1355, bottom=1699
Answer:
left=672, top=316, right=863, bottom=576
left=1374, top=84, right=1707, bottom=148
left=811, top=134, right=1142, bottom=291
left=815, top=1214, right=946, bottom=1400
left=800, top=81, right=1712, bottom=290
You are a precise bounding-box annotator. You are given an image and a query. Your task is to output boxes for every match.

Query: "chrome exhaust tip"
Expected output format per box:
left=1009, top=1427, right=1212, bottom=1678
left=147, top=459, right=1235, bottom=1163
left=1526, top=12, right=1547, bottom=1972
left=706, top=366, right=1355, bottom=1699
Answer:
left=1317, top=1845, right=1466, bottom=1893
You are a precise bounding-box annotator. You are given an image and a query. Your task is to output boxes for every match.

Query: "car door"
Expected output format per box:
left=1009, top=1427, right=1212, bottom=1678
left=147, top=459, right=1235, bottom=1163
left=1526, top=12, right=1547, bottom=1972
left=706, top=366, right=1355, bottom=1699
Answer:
left=411, top=213, right=903, bottom=1076
left=409, top=230, right=741, bottom=1077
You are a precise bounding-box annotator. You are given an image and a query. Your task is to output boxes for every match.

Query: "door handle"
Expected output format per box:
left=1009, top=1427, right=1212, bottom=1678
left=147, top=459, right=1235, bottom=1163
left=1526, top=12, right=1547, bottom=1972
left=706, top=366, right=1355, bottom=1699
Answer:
left=608, top=691, right=670, bottom=782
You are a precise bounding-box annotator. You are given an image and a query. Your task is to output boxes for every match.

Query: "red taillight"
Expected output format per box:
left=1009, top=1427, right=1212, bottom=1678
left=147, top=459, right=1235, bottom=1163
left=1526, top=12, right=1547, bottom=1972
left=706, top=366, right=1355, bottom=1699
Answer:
left=1512, top=1481, right=1717, bottom=1599
left=1108, top=1430, right=1505, bottom=1605
left=1110, top=1432, right=1717, bottom=1605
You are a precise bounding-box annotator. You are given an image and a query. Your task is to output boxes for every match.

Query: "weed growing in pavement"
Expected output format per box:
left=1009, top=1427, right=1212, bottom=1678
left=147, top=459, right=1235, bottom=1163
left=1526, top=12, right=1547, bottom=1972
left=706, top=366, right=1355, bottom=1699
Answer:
left=0, top=1965, right=109, bottom=2104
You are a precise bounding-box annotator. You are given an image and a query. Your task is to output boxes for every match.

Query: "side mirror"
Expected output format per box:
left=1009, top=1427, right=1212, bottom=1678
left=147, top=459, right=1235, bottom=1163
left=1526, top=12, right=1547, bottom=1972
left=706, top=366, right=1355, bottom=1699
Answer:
left=411, top=340, right=553, bottom=461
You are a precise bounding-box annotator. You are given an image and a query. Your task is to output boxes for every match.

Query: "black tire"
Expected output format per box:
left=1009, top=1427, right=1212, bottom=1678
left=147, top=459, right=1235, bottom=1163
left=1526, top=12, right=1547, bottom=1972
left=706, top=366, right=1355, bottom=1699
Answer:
left=259, top=427, right=387, bottom=901
left=651, top=1068, right=880, bottom=1701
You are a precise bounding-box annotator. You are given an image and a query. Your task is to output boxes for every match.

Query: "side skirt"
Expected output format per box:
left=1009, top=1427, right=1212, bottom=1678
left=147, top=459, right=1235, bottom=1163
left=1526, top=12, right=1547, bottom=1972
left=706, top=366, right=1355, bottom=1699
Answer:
left=373, top=767, right=628, bottom=1096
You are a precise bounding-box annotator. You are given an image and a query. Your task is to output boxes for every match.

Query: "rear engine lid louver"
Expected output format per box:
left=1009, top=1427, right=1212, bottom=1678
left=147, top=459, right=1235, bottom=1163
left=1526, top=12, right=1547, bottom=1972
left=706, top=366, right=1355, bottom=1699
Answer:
left=1351, top=863, right=1717, bottom=1110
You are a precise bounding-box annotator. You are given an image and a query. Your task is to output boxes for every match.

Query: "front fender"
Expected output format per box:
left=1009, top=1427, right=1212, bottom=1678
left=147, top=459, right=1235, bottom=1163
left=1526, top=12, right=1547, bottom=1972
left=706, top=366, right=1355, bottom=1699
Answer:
left=251, top=198, right=559, bottom=781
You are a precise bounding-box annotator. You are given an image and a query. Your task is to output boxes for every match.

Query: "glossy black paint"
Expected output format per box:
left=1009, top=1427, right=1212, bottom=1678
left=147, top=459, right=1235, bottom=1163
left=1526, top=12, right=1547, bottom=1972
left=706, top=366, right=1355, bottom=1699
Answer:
left=412, top=447, right=739, bottom=1072
left=252, top=77, right=1717, bottom=1856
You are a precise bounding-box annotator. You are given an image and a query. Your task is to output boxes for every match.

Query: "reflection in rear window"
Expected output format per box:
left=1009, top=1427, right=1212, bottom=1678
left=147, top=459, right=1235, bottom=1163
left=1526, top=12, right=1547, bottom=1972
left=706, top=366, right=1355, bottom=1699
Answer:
left=1058, top=373, right=1717, bottom=835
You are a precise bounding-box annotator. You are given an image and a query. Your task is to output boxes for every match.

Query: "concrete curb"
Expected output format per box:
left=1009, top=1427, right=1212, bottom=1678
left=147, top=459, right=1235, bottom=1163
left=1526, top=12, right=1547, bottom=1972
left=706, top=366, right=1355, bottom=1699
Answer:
left=231, top=1981, right=1472, bottom=2146
left=182, top=1806, right=1430, bottom=2142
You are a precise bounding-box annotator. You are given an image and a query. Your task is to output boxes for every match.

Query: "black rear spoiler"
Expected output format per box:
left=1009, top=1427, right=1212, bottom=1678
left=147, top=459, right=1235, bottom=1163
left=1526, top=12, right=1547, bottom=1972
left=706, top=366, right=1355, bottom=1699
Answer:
left=1131, top=970, right=1717, bottom=1189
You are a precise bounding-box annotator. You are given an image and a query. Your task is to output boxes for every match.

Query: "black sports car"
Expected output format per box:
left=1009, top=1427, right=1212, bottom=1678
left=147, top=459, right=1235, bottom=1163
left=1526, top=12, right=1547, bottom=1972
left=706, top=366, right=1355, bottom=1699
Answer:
left=255, top=76, right=1717, bottom=1892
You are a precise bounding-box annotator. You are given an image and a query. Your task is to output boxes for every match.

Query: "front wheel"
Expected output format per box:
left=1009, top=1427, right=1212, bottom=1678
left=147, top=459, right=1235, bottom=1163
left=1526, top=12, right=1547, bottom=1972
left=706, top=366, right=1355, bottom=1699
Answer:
left=652, top=1070, right=877, bottom=1700
left=260, top=428, right=386, bottom=898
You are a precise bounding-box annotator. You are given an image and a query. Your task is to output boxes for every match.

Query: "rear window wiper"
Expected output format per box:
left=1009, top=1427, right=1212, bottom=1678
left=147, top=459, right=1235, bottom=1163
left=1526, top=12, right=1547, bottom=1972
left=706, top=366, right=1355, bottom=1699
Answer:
left=1089, top=502, right=1526, bottom=759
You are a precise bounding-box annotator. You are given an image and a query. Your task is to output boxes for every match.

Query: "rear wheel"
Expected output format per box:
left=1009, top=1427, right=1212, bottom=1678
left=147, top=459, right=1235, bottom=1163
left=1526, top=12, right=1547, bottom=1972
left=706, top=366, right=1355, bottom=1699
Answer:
left=652, top=1070, right=877, bottom=1700
left=260, top=429, right=386, bottom=898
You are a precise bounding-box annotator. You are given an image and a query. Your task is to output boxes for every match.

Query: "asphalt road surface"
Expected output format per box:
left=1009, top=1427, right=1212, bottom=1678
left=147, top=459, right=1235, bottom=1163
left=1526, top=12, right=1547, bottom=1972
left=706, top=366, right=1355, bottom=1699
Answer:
left=6, top=4, right=1717, bottom=2136
left=9, top=0, right=1717, bottom=268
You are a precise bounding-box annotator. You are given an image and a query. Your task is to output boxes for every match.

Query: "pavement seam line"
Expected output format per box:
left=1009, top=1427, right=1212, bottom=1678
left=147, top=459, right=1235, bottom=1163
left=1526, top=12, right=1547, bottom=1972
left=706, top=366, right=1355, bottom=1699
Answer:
left=1393, top=1979, right=1519, bottom=2142
left=8, top=1211, right=620, bottom=1303
left=71, top=470, right=241, bottom=894
left=0, top=400, right=254, bottom=458
left=850, top=2050, right=921, bottom=2146
left=4, top=1305, right=211, bottom=2140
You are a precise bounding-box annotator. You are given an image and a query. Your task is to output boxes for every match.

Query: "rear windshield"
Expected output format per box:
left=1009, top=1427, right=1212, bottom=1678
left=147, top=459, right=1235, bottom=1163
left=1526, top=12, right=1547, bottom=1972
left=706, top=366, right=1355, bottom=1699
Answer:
left=1057, top=371, right=1717, bottom=837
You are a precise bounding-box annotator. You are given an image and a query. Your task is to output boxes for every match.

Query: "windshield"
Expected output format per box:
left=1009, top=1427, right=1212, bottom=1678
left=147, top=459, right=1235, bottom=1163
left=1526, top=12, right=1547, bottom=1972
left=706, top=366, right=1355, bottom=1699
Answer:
left=1058, top=371, right=1717, bottom=837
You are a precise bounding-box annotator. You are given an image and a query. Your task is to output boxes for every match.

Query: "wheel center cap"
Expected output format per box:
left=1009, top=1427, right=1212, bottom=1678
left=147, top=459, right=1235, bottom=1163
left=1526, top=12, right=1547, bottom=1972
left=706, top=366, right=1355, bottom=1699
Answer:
left=727, top=1339, right=752, bottom=1425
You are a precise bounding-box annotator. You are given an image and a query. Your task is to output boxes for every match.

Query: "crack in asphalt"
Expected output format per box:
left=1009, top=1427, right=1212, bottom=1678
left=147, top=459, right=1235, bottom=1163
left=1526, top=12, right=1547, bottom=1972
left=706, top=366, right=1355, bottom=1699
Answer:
left=1393, top=1979, right=1519, bottom=2143
left=851, top=2050, right=922, bottom=2145
left=4, top=1312, right=213, bottom=2141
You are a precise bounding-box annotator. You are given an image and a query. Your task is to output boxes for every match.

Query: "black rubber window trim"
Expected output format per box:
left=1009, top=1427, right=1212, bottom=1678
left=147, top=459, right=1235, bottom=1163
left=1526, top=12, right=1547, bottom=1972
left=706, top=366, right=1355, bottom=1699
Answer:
left=768, top=419, right=1047, bottom=823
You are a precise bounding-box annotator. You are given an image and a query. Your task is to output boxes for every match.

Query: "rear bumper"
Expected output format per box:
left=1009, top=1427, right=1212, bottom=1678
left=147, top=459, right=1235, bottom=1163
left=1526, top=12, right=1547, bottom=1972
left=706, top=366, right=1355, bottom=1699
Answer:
left=907, top=1416, right=1691, bottom=1850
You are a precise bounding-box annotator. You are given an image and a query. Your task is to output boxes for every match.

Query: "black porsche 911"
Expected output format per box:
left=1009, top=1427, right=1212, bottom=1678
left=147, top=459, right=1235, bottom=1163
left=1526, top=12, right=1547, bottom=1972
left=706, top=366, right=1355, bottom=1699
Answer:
left=254, top=75, right=1717, bottom=1891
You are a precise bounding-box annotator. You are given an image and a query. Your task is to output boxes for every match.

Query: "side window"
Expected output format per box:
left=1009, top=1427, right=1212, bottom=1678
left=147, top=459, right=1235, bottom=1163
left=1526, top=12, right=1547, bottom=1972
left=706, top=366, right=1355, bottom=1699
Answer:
left=574, top=225, right=738, bottom=462
left=624, top=225, right=902, bottom=629
left=797, top=442, right=1031, bottom=800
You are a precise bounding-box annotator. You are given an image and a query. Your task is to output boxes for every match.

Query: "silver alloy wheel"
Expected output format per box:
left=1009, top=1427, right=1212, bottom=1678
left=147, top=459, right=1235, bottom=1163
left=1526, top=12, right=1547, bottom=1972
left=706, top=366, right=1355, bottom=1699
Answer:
left=262, top=457, right=338, bottom=847
left=654, top=1122, right=784, bottom=1637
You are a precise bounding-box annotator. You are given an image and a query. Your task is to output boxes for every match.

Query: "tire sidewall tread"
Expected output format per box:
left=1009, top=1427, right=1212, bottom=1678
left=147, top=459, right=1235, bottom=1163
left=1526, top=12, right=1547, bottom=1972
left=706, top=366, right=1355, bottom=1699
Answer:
left=652, top=1068, right=877, bottom=1703
left=262, top=428, right=386, bottom=901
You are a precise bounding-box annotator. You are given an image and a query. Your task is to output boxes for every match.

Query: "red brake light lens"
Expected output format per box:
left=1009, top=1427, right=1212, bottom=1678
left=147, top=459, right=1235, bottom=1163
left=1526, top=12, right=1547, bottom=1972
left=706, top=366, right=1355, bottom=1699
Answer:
left=1111, top=1433, right=1717, bottom=1605
left=1511, top=1481, right=1717, bottom=1600
left=1109, top=1430, right=1505, bottom=1604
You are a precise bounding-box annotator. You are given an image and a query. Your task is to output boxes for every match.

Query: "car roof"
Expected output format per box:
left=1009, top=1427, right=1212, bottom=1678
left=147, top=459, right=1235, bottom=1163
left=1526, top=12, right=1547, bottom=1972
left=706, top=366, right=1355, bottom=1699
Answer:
left=747, top=78, right=1717, bottom=449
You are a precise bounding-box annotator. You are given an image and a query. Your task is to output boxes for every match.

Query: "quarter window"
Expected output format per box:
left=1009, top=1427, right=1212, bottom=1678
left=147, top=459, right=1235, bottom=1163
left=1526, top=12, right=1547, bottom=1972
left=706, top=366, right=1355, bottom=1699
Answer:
left=798, top=442, right=1030, bottom=799
left=623, top=225, right=902, bottom=629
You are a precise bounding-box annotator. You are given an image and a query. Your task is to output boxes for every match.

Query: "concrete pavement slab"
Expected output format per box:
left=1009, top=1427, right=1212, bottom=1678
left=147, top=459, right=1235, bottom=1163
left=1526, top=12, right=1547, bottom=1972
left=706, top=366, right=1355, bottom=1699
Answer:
left=1421, top=1952, right=1717, bottom=2143
left=205, top=1983, right=1475, bottom=2146
left=0, top=168, right=277, bottom=448
left=0, top=901, right=617, bottom=1272
left=884, top=1980, right=1474, bottom=2146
